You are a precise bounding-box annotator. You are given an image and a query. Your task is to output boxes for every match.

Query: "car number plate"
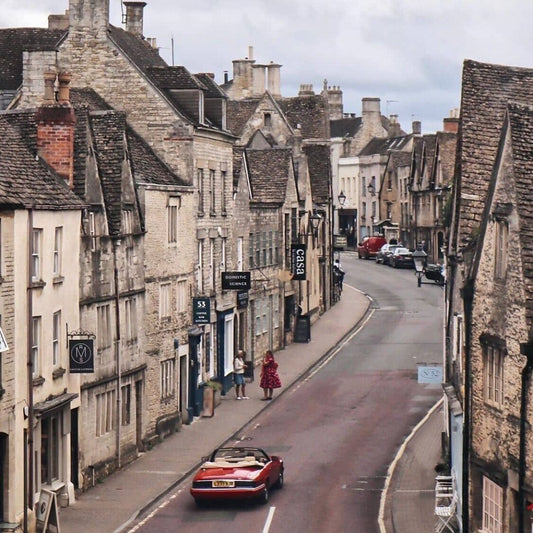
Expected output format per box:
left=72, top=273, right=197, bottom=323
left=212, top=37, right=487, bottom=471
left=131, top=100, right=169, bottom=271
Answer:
left=212, top=480, right=235, bottom=488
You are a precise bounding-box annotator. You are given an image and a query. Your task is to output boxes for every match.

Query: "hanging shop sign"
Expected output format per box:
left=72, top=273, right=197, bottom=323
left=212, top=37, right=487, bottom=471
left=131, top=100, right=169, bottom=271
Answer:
left=291, top=244, right=307, bottom=280
left=193, top=297, right=211, bottom=324
left=221, top=271, right=251, bottom=290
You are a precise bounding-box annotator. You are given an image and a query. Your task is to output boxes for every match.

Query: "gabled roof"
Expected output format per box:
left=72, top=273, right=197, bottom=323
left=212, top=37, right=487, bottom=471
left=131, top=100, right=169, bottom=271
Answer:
left=0, top=111, right=83, bottom=210
left=507, top=103, right=533, bottom=326
left=303, top=143, right=331, bottom=204
left=455, top=59, right=533, bottom=250
left=227, top=99, right=262, bottom=137
left=0, top=28, right=66, bottom=90
left=244, top=148, right=292, bottom=204
left=277, top=94, right=330, bottom=139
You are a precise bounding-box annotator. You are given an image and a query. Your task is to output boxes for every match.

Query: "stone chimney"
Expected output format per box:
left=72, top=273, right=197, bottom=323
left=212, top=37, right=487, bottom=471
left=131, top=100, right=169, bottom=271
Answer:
left=299, top=84, right=315, bottom=96
left=231, top=49, right=255, bottom=98
left=36, top=72, right=76, bottom=189
left=412, top=120, right=422, bottom=135
left=124, top=1, right=147, bottom=37
left=266, top=62, right=281, bottom=98
left=323, top=83, right=343, bottom=121
left=69, top=0, right=109, bottom=38
left=252, top=64, right=266, bottom=96
left=443, top=117, right=459, bottom=133
left=48, top=10, right=69, bottom=30
left=388, top=114, right=402, bottom=137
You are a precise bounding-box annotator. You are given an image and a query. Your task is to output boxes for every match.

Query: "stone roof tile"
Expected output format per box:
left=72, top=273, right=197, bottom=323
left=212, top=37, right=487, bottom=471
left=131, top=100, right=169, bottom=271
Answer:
left=303, top=143, right=331, bottom=204
left=245, top=148, right=291, bottom=204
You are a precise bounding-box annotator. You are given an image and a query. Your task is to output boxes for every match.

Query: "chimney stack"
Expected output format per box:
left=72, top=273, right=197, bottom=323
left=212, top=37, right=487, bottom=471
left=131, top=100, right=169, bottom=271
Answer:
left=36, top=71, right=76, bottom=189
left=412, top=120, right=422, bottom=135
left=124, top=1, right=147, bottom=37
left=443, top=117, right=459, bottom=133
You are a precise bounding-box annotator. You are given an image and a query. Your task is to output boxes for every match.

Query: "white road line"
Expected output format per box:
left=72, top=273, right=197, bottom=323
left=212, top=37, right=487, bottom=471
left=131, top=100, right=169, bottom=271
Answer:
left=262, top=506, right=276, bottom=533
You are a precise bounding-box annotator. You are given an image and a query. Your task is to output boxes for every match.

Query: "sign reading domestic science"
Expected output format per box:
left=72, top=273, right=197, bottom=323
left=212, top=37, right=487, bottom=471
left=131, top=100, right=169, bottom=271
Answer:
left=291, top=244, right=307, bottom=280
left=221, top=272, right=251, bottom=290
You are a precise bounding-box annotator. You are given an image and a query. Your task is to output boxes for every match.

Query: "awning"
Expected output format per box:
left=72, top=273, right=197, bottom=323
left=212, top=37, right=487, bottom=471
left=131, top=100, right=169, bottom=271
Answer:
left=33, top=392, right=78, bottom=417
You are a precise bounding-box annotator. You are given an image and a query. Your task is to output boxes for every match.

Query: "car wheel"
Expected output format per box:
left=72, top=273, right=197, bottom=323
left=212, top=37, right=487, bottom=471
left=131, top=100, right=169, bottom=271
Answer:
left=275, top=470, right=284, bottom=489
left=260, top=485, right=270, bottom=504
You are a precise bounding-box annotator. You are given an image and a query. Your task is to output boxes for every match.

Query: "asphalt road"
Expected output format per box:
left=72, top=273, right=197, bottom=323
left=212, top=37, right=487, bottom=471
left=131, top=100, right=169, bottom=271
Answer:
left=129, top=253, right=443, bottom=533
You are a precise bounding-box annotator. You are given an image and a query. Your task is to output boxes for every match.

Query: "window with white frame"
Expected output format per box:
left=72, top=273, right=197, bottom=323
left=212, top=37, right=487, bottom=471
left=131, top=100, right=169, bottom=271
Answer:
left=482, top=476, right=503, bottom=533
left=52, top=311, right=61, bottom=367
left=160, top=358, right=175, bottom=399
left=125, top=297, right=137, bottom=342
left=31, top=228, right=42, bottom=282
left=210, top=169, right=216, bottom=214
left=32, top=316, right=41, bottom=377
left=53, top=227, right=62, bottom=277
left=209, top=238, right=215, bottom=290
left=121, top=384, right=131, bottom=425
left=41, top=414, right=60, bottom=485
left=221, top=238, right=226, bottom=272
left=159, top=282, right=171, bottom=319
left=237, top=237, right=243, bottom=272
left=96, top=389, right=116, bottom=436
left=197, top=169, right=205, bottom=215
left=167, top=202, right=178, bottom=244
left=494, top=220, right=508, bottom=280
left=89, top=212, right=97, bottom=252
left=221, top=170, right=227, bottom=214
left=197, top=241, right=204, bottom=293
left=484, top=344, right=504, bottom=408
left=255, top=300, right=262, bottom=336
left=177, top=279, right=188, bottom=313
left=97, top=304, right=112, bottom=351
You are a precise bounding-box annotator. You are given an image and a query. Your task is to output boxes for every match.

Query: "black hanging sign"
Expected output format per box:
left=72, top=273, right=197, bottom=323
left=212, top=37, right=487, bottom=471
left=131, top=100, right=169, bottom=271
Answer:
left=222, top=271, right=251, bottom=290
left=291, top=244, right=307, bottom=280
left=69, top=338, right=95, bottom=373
left=193, top=297, right=211, bottom=324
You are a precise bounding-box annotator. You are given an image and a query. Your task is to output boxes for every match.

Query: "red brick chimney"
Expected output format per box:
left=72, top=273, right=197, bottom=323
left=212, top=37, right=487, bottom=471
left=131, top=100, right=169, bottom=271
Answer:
left=36, top=71, right=76, bottom=189
left=443, top=117, right=459, bottom=133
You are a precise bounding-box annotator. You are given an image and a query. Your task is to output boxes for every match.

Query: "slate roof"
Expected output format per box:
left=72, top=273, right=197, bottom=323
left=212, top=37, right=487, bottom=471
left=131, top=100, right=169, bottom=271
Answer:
left=0, top=28, right=65, bottom=90
left=330, top=116, right=362, bottom=138
left=303, top=143, right=331, bottom=204
left=147, top=66, right=207, bottom=90
left=194, top=73, right=228, bottom=99
left=244, top=148, right=292, bottom=204
left=359, top=134, right=413, bottom=157
left=226, top=99, right=262, bottom=137
left=277, top=94, right=330, bottom=139
left=455, top=59, right=533, bottom=251
left=507, top=102, right=533, bottom=327
left=0, top=111, right=83, bottom=210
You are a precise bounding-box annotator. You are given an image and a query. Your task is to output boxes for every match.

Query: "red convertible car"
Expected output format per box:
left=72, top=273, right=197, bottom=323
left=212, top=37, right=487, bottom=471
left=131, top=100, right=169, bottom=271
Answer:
left=190, top=446, right=284, bottom=506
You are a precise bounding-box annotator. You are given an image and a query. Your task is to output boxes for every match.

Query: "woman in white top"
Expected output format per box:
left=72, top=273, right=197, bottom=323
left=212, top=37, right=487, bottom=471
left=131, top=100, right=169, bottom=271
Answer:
left=234, top=350, right=249, bottom=399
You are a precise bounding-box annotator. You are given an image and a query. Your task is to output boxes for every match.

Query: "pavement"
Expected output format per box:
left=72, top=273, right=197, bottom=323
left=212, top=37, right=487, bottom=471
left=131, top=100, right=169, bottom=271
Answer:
left=59, top=281, right=442, bottom=533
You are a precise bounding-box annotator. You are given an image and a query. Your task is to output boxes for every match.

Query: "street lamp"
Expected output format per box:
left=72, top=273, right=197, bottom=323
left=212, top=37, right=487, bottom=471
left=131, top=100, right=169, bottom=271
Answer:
left=413, top=247, right=427, bottom=287
left=309, top=211, right=322, bottom=238
left=338, top=191, right=346, bottom=207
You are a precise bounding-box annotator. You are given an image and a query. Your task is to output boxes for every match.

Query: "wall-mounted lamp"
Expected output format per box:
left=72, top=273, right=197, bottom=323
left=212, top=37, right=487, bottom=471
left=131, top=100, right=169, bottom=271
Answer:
left=367, top=183, right=376, bottom=196
left=338, top=191, right=346, bottom=207
left=309, top=212, right=322, bottom=238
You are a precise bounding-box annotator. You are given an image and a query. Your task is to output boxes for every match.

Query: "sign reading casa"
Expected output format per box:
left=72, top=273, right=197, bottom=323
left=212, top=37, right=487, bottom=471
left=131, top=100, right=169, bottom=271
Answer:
left=291, top=244, right=307, bottom=280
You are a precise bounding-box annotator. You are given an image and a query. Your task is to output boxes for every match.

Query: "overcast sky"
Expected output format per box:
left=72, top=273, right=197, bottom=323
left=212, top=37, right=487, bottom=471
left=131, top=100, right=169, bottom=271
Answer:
left=3, top=0, right=533, bottom=134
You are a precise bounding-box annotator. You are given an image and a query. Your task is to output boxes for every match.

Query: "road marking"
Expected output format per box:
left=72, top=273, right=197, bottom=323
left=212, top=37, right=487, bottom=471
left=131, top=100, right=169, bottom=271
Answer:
left=262, top=506, right=276, bottom=533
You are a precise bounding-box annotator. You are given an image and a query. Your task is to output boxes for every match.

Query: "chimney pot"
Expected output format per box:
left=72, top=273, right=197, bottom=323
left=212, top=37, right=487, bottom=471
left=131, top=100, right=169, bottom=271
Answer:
left=57, top=71, right=72, bottom=104
left=43, top=71, right=57, bottom=104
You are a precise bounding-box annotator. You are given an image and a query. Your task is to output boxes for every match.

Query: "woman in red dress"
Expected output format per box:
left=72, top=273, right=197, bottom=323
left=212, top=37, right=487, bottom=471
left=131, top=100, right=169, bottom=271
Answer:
left=260, top=350, right=281, bottom=400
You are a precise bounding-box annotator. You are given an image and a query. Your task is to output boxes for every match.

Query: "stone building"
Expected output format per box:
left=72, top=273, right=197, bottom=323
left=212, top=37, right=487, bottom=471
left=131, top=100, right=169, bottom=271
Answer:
left=0, top=106, right=84, bottom=529
left=445, top=59, right=533, bottom=532
left=467, top=101, right=533, bottom=533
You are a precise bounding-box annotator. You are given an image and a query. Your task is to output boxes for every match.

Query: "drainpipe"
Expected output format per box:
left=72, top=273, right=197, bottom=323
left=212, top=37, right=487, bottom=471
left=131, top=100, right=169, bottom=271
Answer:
left=113, top=237, right=122, bottom=468
left=519, top=341, right=533, bottom=533
left=26, top=209, right=35, bottom=529
left=461, top=277, right=474, bottom=533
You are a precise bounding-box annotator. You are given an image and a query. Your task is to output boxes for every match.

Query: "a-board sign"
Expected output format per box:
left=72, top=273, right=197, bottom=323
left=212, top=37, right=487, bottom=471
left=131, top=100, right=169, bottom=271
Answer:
left=291, top=244, right=307, bottom=280
left=193, top=297, right=211, bottom=324
left=294, top=315, right=311, bottom=343
left=222, top=272, right=251, bottom=290
left=36, top=489, right=60, bottom=532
